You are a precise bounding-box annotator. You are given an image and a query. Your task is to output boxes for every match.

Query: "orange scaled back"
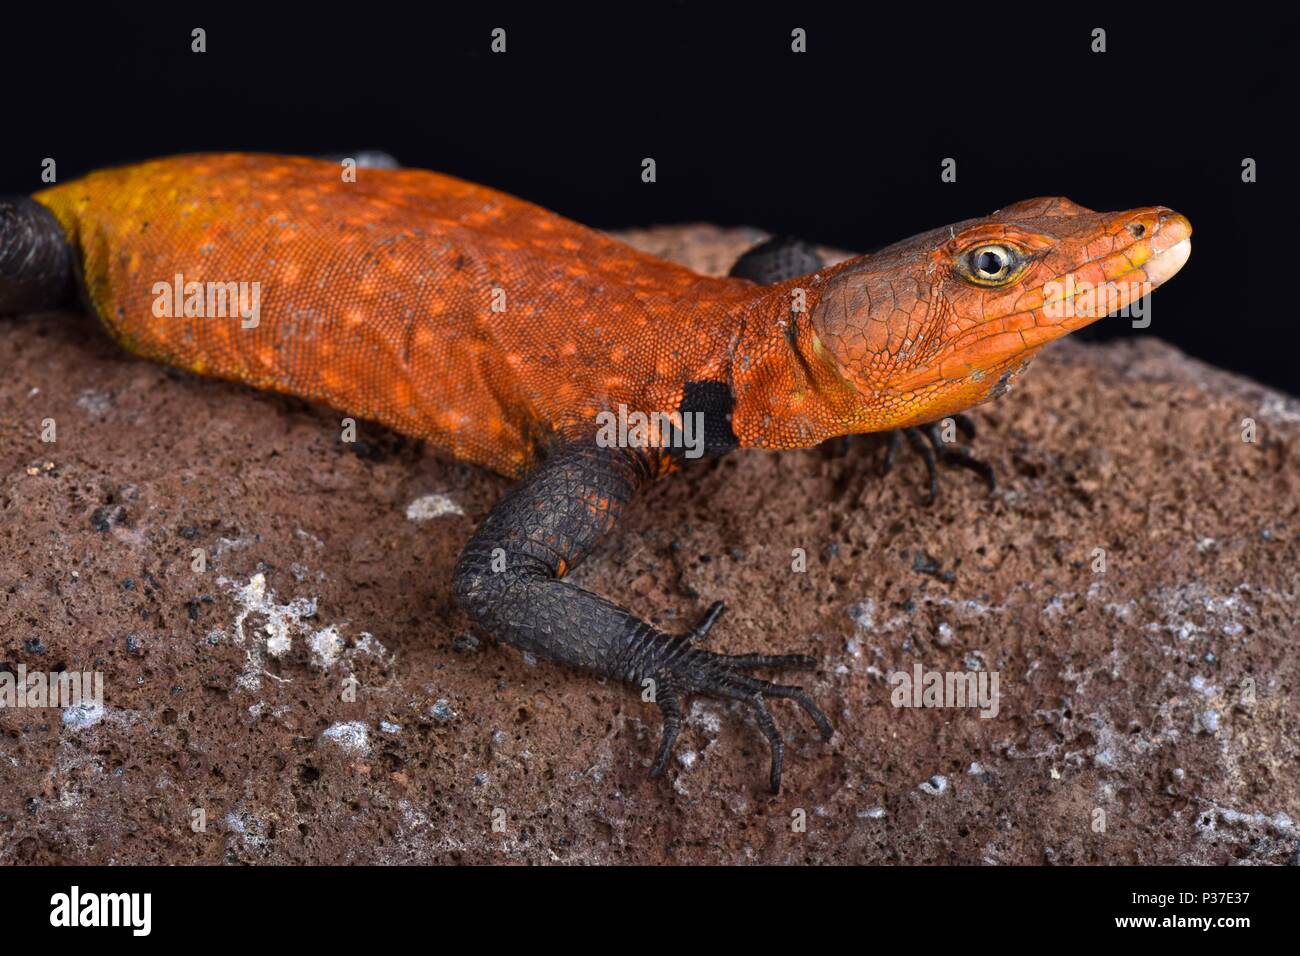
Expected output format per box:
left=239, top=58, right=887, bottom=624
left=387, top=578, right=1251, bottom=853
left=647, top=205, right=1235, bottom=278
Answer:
left=35, top=153, right=760, bottom=476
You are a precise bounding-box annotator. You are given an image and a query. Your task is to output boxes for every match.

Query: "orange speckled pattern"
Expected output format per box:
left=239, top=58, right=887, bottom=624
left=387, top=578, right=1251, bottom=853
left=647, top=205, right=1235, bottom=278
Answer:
left=34, top=154, right=760, bottom=476
left=33, top=155, right=1191, bottom=476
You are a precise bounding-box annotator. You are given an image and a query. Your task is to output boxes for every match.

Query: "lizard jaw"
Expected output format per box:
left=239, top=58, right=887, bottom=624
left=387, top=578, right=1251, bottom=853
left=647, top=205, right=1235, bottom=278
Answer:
left=1144, top=235, right=1192, bottom=288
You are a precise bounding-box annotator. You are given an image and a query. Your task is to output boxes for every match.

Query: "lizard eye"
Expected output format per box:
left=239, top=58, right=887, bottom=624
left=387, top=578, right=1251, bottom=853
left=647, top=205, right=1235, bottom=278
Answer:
left=958, top=243, right=1027, bottom=287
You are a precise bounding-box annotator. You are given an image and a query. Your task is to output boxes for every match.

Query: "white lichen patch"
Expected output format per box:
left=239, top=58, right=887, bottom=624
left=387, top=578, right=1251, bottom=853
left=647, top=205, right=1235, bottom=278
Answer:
left=919, top=775, right=948, bottom=796
left=322, top=720, right=370, bottom=754
left=309, top=625, right=346, bottom=668
left=405, top=493, right=464, bottom=521
left=1196, top=804, right=1295, bottom=834
left=62, top=699, right=105, bottom=729
left=76, top=389, right=112, bottom=416
left=225, top=808, right=271, bottom=852
left=218, top=572, right=357, bottom=691
left=352, top=632, right=391, bottom=662
left=688, top=700, right=724, bottom=735
left=1142, top=582, right=1258, bottom=651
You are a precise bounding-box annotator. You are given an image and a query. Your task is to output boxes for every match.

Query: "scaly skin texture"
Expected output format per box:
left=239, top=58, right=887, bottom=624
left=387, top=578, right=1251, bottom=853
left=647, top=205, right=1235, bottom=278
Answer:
left=35, top=154, right=761, bottom=477
left=33, top=155, right=1192, bottom=472
left=17, top=154, right=1192, bottom=791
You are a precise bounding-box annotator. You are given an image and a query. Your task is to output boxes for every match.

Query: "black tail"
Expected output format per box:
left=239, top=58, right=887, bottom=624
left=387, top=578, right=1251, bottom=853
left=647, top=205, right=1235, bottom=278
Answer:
left=0, top=197, right=75, bottom=314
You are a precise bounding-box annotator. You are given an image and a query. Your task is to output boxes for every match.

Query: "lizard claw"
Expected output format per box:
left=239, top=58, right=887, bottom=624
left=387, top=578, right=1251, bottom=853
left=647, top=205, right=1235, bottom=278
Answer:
left=882, top=414, right=996, bottom=505
left=646, top=637, right=832, bottom=793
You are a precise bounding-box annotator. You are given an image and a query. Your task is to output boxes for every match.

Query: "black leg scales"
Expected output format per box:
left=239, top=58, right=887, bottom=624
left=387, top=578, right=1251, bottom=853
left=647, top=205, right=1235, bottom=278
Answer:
left=454, top=441, right=832, bottom=793
left=728, top=235, right=824, bottom=284
left=0, top=197, right=75, bottom=314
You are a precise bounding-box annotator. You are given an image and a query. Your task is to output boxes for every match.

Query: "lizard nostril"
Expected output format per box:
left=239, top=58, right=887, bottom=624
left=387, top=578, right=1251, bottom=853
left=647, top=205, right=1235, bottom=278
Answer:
left=1127, top=222, right=1146, bottom=239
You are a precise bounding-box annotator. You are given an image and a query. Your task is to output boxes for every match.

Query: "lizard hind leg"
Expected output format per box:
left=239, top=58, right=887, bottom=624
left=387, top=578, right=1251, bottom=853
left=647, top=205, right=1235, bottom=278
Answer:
left=453, top=439, right=833, bottom=793
left=0, top=197, right=75, bottom=315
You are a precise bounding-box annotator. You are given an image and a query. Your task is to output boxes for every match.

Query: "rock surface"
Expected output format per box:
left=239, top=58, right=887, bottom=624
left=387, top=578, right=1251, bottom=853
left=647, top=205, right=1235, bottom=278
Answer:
left=1, top=226, right=1296, bottom=864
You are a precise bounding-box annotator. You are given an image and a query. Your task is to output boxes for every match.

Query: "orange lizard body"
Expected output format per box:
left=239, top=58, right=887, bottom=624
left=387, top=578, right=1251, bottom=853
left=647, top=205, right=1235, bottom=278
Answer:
left=32, top=154, right=1191, bottom=476
left=11, top=154, right=1192, bottom=791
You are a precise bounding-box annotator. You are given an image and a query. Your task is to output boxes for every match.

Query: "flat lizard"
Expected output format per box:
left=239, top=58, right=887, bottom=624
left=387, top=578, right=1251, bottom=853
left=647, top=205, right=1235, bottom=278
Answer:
left=0, top=154, right=1191, bottom=790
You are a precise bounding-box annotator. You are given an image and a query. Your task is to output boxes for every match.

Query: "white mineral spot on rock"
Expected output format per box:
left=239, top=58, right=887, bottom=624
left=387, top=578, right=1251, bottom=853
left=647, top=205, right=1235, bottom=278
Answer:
left=1190, top=675, right=1217, bottom=697
left=848, top=599, right=876, bottom=630
left=77, top=389, right=112, bottom=416
left=265, top=625, right=291, bottom=657
left=678, top=750, right=697, bottom=768
left=220, top=572, right=351, bottom=690
left=322, top=720, right=370, bottom=753
left=1196, top=805, right=1295, bottom=833
left=1041, top=594, right=1072, bottom=620
left=294, top=528, right=325, bottom=549
left=405, top=493, right=464, bottom=521
left=688, top=700, right=723, bottom=735
left=353, top=631, right=390, bottom=661
left=309, top=625, right=345, bottom=668
left=1104, top=601, right=1136, bottom=622
left=919, top=775, right=948, bottom=795
left=225, top=809, right=270, bottom=850
left=380, top=721, right=402, bottom=734
left=858, top=806, right=886, bottom=819
left=62, top=699, right=105, bottom=729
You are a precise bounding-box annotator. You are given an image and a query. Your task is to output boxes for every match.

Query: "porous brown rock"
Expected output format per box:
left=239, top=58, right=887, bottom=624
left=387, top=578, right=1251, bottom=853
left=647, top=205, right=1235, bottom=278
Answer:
left=1, top=226, right=1296, bottom=864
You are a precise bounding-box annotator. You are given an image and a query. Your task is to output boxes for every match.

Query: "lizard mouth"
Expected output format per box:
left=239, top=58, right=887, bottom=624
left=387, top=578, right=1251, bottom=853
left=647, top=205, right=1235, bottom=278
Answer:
left=884, top=208, right=1193, bottom=420
left=966, top=211, right=1192, bottom=399
left=1048, top=208, right=1193, bottom=334
left=1143, top=235, right=1192, bottom=288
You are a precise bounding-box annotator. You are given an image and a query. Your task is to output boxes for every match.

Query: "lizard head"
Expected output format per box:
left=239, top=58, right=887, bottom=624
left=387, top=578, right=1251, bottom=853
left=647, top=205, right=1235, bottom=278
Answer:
left=809, top=197, right=1192, bottom=431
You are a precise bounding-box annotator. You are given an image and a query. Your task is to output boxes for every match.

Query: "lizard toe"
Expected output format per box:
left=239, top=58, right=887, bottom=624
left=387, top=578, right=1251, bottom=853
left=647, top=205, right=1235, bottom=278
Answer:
left=879, top=419, right=997, bottom=503
left=650, top=647, right=832, bottom=792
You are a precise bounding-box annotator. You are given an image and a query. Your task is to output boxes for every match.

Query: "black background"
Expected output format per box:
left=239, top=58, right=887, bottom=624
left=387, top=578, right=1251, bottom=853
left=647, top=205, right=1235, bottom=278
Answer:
left=5, top=4, right=1296, bottom=391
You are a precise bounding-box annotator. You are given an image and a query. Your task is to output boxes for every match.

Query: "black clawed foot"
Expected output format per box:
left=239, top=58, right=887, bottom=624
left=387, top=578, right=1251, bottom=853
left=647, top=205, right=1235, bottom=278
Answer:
left=882, top=414, right=996, bottom=504
left=649, top=646, right=833, bottom=794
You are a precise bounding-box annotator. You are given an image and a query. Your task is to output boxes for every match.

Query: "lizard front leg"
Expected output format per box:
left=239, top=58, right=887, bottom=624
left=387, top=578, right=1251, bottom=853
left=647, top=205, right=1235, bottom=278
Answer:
left=453, top=439, right=832, bottom=793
